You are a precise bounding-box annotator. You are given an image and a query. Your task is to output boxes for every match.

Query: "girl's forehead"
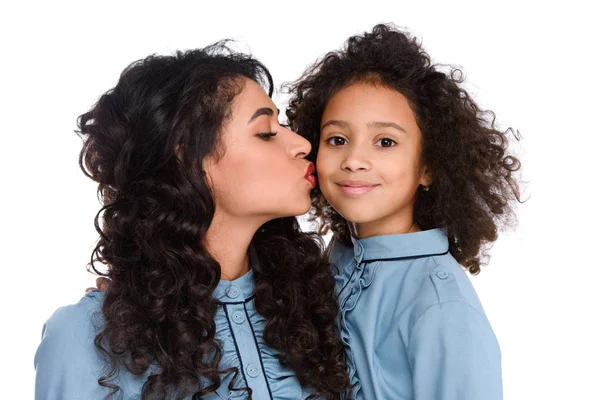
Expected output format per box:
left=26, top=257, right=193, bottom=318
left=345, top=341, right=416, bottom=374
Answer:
left=320, top=84, right=419, bottom=133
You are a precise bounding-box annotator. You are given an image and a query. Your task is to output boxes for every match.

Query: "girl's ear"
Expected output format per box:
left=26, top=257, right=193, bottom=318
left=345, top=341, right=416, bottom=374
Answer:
left=419, top=164, right=433, bottom=187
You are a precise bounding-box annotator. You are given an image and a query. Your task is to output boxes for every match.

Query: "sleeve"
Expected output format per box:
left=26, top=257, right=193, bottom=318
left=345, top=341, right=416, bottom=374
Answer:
left=34, top=293, right=113, bottom=400
left=407, top=301, right=503, bottom=400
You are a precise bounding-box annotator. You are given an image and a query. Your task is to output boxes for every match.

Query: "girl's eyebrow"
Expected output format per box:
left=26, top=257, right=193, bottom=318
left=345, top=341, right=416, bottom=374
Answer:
left=367, top=121, right=407, bottom=134
left=321, top=120, right=349, bottom=130
left=321, top=119, right=407, bottom=134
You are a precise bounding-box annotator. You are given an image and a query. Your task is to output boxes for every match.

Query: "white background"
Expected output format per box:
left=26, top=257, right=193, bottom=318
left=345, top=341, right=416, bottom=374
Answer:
left=1, top=0, right=598, bottom=398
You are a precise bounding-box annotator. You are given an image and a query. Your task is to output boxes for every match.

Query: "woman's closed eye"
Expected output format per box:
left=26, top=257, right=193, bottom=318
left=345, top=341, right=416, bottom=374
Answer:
left=257, top=131, right=278, bottom=141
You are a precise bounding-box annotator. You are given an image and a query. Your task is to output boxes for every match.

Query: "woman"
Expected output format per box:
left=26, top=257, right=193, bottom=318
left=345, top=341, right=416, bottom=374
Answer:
left=34, top=42, right=351, bottom=399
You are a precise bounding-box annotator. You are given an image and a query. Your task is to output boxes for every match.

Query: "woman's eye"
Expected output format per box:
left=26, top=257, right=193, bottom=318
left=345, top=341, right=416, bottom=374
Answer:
left=326, top=136, right=348, bottom=146
left=376, top=138, right=397, bottom=147
left=258, top=131, right=277, bottom=141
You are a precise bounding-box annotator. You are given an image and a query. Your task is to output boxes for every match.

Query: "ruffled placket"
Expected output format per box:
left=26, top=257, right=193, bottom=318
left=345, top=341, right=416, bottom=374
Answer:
left=336, top=237, right=380, bottom=395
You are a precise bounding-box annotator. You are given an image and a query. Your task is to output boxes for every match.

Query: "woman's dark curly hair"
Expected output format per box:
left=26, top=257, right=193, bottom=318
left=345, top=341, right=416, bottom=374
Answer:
left=286, top=24, right=522, bottom=275
left=77, top=42, right=350, bottom=399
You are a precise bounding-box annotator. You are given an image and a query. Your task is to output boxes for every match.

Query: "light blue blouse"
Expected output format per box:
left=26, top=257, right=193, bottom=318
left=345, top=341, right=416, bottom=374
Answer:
left=34, top=269, right=314, bottom=399
left=330, top=229, right=502, bottom=400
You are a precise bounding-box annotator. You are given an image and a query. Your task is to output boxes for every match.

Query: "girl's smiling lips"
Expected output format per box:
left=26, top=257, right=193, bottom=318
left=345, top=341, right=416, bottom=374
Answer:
left=336, top=180, right=380, bottom=196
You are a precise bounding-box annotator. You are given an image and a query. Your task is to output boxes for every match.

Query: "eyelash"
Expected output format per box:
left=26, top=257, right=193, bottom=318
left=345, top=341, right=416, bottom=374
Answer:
left=376, top=138, right=397, bottom=147
left=325, top=136, right=397, bottom=147
left=325, top=136, right=348, bottom=146
left=258, top=131, right=278, bottom=141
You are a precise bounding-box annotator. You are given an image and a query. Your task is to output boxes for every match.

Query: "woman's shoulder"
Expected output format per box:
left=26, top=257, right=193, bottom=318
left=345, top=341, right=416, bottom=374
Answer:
left=35, top=291, right=106, bottom=366
left=34, top=291, right=118, bottom=399
left=38, top=290, right=105, bottom=344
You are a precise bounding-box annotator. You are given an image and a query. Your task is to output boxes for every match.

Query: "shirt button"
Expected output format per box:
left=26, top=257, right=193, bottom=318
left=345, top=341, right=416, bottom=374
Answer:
left=227, top=285, right=240, bottom=298
left=232, top=311, right=245, bottom=324
left=246, top=364, right=260, bottom=378
left=436, top=271, right=449, bottom=280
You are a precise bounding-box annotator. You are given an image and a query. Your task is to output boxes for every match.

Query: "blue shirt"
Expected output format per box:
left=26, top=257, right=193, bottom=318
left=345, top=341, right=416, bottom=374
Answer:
left=330, top=229, right=502, bottom=400
left=34, top=269, right=314, bottom=399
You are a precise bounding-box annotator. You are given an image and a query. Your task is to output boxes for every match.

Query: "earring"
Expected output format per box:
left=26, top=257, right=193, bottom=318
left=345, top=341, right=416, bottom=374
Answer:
left=422, top=185, right=430, bottom=191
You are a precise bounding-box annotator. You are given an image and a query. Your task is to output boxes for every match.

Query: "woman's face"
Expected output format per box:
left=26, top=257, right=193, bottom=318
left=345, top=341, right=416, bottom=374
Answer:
left=204, top=78, right=315, bottom=222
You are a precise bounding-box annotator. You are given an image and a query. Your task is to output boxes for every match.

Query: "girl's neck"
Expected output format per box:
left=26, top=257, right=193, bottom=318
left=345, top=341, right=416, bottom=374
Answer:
left=349, top=208, right=420, bottom=239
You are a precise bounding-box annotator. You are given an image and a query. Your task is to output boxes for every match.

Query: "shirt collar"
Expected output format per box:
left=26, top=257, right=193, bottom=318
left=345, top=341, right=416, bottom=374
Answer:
left=213, top=268, right=256, bottom=303
left=349, top=228, right=449, bottom=263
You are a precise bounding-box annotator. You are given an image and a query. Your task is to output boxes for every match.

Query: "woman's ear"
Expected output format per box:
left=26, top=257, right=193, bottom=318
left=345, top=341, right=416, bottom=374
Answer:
left=175, top=143, right=184, bottom=163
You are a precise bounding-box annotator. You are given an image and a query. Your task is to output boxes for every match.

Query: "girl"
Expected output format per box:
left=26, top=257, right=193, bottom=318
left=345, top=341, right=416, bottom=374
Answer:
left=34, top=43, right=351, bottom=399
left=287, top=24, right=522, bottom=399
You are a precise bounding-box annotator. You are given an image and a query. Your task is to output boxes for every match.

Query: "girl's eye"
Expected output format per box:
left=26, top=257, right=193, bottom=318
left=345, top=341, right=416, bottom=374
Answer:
left=326, top=136, right=348, bottom=146
left=258, top=131, right=277, bottom=141
left=376, top=138, right=397, bottom=148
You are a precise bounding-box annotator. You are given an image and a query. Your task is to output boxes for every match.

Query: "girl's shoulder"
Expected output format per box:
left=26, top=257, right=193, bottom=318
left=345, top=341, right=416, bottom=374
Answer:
left=403, top=252, right=492, bottom=333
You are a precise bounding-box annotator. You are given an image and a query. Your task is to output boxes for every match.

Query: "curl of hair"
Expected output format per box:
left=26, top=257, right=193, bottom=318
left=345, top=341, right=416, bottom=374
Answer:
left=78, top=42, right=350, bottom=399
left=286, top=24, right=522, bottom=275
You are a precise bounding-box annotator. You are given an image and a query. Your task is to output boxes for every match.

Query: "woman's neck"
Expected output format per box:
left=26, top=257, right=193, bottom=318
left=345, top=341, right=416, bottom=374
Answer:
left=204, top=212, right=263, bottom=281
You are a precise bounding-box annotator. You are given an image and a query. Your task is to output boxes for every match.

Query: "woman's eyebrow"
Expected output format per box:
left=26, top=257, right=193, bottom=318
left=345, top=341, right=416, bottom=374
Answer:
left=248, top=107, right=279, bottom=123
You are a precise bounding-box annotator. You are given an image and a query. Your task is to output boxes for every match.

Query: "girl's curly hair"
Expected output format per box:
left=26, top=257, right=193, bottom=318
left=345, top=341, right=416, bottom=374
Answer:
left=78, top=42, right=350, bottom=399
left=286, top=24, right=522, bottom=274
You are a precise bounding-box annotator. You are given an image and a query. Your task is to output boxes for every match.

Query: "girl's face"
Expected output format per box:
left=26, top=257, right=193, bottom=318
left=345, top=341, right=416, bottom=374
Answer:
left=316, top=83, right=431, bottom=238
left=204, top=78, right=315, bottom=221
